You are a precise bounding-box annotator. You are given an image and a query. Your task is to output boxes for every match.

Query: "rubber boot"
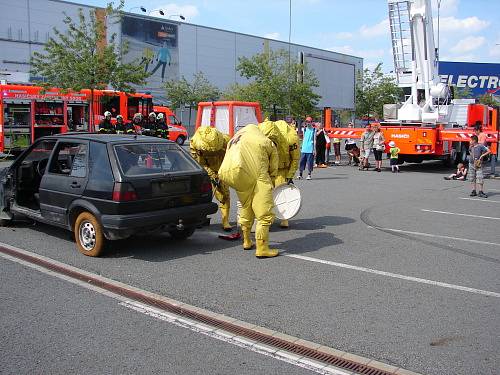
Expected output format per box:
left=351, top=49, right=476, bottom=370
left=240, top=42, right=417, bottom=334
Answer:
left=242, top=226, right=254, bottom=250
left=255, top=239, right=279, bottom=258
left=220, top=206, right=232, bottom=232
left=280, top=219, right=289, bottom=228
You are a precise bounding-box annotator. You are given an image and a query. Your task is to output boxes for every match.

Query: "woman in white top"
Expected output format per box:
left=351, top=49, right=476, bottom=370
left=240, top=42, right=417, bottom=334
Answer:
left=372, top=124, right=385, bottom=172
left=345, top=123, right=357, bottom=165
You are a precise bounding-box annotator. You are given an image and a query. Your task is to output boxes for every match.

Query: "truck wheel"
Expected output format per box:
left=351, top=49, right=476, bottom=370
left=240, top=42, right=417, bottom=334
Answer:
left=169, top=227, right=195, bottom=240
left=176, top=136, right=186, bottom=145
left=460, top=144, right=469, bottom=163
left=0, top=218, right=12, bottom=227
left=74, top=212, right=105, bottom=257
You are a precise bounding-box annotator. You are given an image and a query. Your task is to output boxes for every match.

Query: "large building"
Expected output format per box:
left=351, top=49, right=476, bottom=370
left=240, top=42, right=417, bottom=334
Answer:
left=0, top=0, right=364, bottom=124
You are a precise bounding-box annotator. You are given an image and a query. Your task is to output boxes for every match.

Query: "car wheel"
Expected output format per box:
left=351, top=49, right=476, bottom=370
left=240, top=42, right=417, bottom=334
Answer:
left=74, top=212, right=105, bottom=257
left=0, top=218, right=12, bottom=227
left=169, top=227, right=195, bottom=240
left=176, top=136, right=185, bottom=145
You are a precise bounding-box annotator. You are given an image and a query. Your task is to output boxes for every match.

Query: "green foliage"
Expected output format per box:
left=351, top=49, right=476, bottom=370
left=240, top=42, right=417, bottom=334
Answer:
left=355, top=63, right=402, bottom=119
left=31, top=1, right=148, bottom=93
left=477, top=93, right=498, bottom=107
left=452, top=85, right=473, bottom=99
left=164, top=72, right=220, bottom=110
left=222, top=49, right=321, bottom=119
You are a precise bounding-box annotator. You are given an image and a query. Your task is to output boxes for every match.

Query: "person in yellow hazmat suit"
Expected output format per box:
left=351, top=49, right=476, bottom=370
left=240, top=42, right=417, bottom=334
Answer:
left=190, top=126, right=232, bottom=231
left=258, top=120, right=299, bottom=228
left=218, top=124, right=279, bottom=258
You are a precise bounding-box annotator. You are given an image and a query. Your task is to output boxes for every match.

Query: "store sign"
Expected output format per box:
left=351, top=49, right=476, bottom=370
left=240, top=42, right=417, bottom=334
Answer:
left=439, top=61, right=500, bottom=96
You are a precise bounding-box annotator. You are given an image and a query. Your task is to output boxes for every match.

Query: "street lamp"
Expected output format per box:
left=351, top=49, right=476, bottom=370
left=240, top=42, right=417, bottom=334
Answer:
left=169, top=14, right=186, bottom=20
left=129, top=6, right=146, bottom=13
left=148, top=9, right=165, bottom=16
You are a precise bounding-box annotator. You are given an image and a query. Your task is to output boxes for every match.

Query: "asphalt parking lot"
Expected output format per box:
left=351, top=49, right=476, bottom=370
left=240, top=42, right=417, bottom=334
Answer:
left=1, top=158, right=499, bottom=375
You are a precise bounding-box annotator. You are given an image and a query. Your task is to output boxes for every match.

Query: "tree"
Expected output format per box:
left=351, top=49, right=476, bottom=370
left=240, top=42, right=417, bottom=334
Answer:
left=31, top=1, right=149, bottom=129
left=164, top=72, right=220, bottom=124
left=223, top=49, right=321, bottom=120
left=477, top=93, right=499, bottom=107
left=355, top=63, right=402, bottom=119
left=452, top=85, right=473, bottom=99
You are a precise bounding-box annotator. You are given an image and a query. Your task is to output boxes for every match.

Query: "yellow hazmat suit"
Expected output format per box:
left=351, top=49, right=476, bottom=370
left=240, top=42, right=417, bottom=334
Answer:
left=219, top=124, right=279, bottom=258
left=190, top=126, right=232, bottom=231
left=259, top=120, right=300, bottom=228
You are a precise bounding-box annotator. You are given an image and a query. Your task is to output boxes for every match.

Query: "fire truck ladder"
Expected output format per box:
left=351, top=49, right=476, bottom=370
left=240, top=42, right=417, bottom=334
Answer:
left=388, top=1, right=412, bottom=87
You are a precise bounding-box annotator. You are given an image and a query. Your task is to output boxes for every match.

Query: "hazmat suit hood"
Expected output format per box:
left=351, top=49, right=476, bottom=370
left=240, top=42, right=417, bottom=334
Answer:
left=191, top=126, right=225, bottom=152
left=259, top=120, right=289, bottom=170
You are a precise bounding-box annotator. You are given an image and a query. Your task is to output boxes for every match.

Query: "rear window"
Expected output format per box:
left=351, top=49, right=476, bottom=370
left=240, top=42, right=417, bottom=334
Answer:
left=114, top=143, right=199, bottom=176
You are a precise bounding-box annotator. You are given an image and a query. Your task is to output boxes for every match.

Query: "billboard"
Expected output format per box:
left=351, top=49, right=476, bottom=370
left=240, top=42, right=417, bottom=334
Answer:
left=439, top=61, right=500, bottom=97
left=121, top=15, right=179, bottom=101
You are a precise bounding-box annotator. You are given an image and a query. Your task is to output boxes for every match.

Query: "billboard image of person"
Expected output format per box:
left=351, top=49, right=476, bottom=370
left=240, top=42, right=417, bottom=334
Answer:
left=121, top=16, right=179, bottom=100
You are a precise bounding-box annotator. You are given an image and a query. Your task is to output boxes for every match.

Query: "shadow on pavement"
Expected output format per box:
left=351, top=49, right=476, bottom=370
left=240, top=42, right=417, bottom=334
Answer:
left=278, top=231, right=343, bottom=253
left=276, top=215, right=355, bottom=231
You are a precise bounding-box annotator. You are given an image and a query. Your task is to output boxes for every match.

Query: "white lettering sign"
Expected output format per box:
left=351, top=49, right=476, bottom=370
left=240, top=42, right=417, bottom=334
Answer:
left=391, top=134, right=410, bottom=139
left=456, top=75, right=468, bottom=88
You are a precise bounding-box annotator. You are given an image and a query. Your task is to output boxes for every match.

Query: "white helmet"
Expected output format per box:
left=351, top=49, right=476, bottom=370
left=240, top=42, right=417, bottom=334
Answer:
left=157, top=113, right=164, bottom=120
left=149, top=112, right=157, bottom=120
left=116, top=115, right=123, bottom=120
left=104, top=111, right=112, bottom=118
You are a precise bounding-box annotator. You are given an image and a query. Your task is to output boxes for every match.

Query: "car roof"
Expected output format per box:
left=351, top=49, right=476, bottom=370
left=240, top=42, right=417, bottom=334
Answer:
left=39, top=133, right=175, bottom=145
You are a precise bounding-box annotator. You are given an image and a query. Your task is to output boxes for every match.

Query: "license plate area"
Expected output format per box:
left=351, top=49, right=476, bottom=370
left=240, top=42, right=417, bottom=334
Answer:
left=152, top=178, right=190, bottom=197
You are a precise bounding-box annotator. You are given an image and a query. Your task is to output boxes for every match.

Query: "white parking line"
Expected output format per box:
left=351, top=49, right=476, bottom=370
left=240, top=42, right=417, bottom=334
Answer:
left=284, top=254, right=500, bottom=298
left=375, top=227, right=500, bottom=247
left=421, top=209, right=500, bottom=220
left=459, top=197, right=500, bottom=203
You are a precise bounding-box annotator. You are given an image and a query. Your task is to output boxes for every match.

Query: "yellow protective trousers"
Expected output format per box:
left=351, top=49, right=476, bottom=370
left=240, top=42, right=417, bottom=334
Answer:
left=213, top=181, right=230, bottom=211
left=237, top=178, right=275, bottom=241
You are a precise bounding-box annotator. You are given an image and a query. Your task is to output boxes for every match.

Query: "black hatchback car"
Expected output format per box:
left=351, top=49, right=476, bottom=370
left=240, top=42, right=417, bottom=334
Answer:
left=0, top=134, right=218, bottom=256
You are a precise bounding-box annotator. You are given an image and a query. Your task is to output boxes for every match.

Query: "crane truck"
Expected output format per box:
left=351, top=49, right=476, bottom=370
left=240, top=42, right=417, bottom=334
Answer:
left=326, top=0, right=498, bottom=165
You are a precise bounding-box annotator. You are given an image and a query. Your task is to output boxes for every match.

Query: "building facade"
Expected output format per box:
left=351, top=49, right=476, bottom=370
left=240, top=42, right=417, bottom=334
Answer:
left=1, top=0, right=363, bottom=118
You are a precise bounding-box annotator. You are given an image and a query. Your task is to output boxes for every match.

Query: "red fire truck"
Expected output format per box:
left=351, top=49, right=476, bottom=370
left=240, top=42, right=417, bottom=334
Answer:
left=0, top=84, right=154, bottom=154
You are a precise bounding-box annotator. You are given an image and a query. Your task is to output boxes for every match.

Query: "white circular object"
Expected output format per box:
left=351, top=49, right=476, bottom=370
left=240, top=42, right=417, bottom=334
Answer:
left=273, top=184, right=302, bottom=220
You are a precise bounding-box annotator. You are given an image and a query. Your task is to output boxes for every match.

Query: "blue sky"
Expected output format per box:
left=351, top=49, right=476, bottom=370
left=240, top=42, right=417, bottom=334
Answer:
left=79, top=0, right=500, bottom=72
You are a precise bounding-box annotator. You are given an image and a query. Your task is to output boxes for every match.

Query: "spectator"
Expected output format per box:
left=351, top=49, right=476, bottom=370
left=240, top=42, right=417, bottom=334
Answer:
left=297, top=116, right=316, bottom=180
left=389, top=141, right=400, bottom=173
left=444, top=163, right=467, bottom=180
left=468, top=135, right=491, bottom=198
left=315, top=123, right=328, bottom=168
left=475, top=122, right=497, bottom=177
left=359, top=123, right=375, bottom=170
left=345, top=122, right=357, bottom=165
left=372, top=124, right=385, bottom=172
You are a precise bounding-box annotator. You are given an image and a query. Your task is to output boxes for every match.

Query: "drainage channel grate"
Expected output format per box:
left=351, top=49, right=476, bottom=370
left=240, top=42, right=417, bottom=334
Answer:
left=1, top=245, right=394, bottom=375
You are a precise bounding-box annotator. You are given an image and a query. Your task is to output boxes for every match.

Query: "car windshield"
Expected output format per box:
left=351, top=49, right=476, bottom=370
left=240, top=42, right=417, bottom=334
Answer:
left=114, top=143, right=199, bottom=176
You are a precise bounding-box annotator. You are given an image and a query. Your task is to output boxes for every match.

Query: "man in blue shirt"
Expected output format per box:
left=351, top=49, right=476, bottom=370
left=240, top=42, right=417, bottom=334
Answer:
left=297, top=116, right=316, bottom=180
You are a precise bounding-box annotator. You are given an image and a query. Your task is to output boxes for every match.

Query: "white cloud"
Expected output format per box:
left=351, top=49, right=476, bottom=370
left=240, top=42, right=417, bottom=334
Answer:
left=359, top=19, right=390, bottom=38
left=450, top=36, right=485, bottom=54
left=432, top=0, right=459, bottom=16
left=441, top=54, right=476, bottom=62
left=150, top=4, right=199, bottom=19
left=490, top=42, right=500, bottom=58
left=264, top=32, right=280, bottom=40
left=334, top=31, right=353, bottom=40
left=437, top=16, right=490, bottom=33
left=329, top=45, right=385, bottom=59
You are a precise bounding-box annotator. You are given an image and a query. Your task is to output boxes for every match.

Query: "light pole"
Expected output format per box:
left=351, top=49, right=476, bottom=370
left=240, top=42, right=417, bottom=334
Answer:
left=168, top=14, right=186, bottom=20
left=128, top=6, right=146, bottom=13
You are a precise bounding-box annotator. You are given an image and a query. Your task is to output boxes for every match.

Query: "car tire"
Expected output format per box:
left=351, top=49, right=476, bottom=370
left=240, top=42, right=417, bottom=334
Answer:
left=0, top=218, right=12, bottom=227
left=176, top=136, right=185, bottom=145
left=74, top=212, right=105, bottom=257
left=169, top=227, right=195, bottom=240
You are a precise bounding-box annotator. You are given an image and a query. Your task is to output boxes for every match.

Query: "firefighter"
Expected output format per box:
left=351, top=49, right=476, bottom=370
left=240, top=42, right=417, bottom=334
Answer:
left=142, top=112, right=157, bottom=137
left=131, top=113, right=143, bottom=134
left=98, top=111, right=115, bottom=133
left=115, top=115, right=126, bottom=134
left=219, top=125, right=279, bottom=258
left=155, top=113, right=169, bottom=139
left=271, top=120, right=300, bottom=228
left=190, top=126, right=232, bottom=231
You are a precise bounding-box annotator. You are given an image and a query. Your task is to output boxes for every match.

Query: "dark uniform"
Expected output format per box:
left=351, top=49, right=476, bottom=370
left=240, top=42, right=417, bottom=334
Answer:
left=142, top=117, right=157, bottom=137
left=99, top=118, right=115, bottom=134
left=155, top=119, right=169, bottom=139
left=115, top=118, right=126, bottom=134
left=125, top=121, right=136, bottom=134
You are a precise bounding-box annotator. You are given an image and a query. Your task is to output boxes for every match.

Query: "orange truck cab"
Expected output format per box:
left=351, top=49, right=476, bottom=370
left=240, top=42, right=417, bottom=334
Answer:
left=195, top=101, right=262, bottom=136
left=153, top=105, right=188, bottom=145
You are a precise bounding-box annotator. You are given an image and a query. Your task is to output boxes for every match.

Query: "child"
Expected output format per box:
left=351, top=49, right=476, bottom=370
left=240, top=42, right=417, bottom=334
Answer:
left=389, top=141, right=400, bottom=173
left=444, top=163, right=467, bottom=180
